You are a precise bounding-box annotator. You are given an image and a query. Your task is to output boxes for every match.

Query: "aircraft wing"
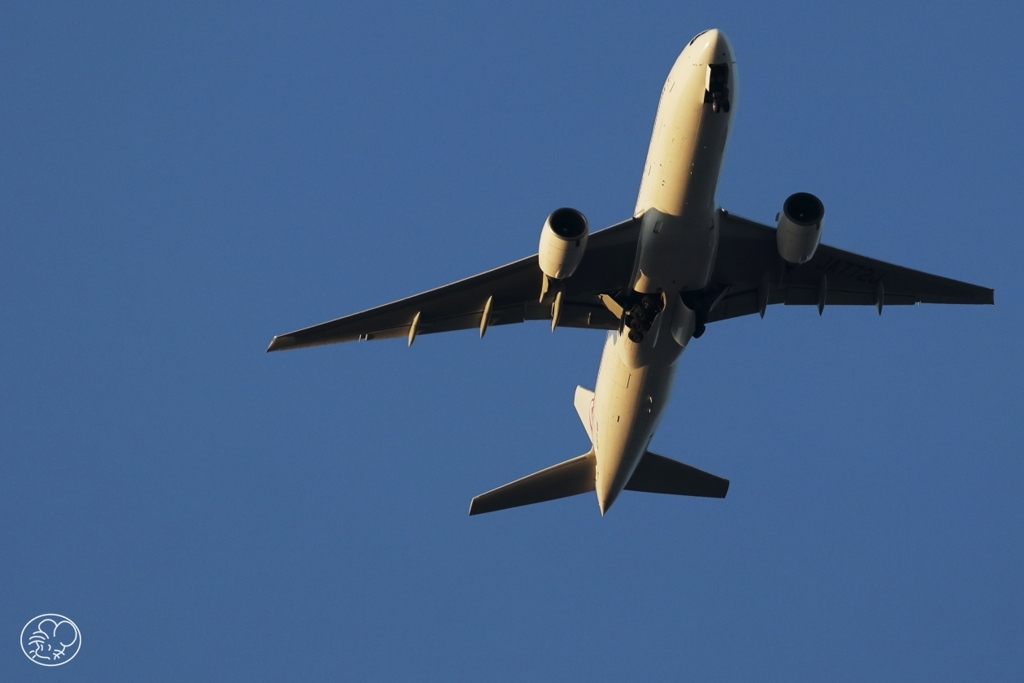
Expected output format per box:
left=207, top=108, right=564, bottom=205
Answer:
left=267, top=218, right=640, bottom=351
left=705, top=211, right=994, bottom=323
left=268, top=210, right=993, bottom=352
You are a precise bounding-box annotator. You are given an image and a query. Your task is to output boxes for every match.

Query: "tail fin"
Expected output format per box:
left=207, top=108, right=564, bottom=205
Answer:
left=469, top=451, right=595, bottom=515
left=625, top=451, right=729, bottom=498
left=573, top=386, right=595, bottom=443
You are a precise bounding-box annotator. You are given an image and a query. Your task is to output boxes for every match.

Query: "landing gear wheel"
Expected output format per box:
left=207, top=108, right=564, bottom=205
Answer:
left=628, top=330, right=644, bottom=343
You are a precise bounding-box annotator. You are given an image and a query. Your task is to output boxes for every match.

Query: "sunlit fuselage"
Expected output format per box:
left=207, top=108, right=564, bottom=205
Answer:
left=590, top=30, right=734, bottom=513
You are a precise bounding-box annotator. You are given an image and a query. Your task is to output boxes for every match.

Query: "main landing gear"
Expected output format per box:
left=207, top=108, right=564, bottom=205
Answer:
left=681, top=290, right=716, bottom=340
left=610, top=288, right=718, bottom=343
left=623, top=294, right=663, bottom=343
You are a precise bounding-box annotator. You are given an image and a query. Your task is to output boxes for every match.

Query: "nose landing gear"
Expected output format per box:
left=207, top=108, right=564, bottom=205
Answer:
left=704, top=63, right=731, bottom=113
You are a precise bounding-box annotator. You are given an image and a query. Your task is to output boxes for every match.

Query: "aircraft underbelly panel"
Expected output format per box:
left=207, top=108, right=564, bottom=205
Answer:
left=635, top=33, right=734, bottom=219
left=592, top=331, right=680, bottom=509
left=632, top=34, right=734, bottom=293
left=636, top=209, right=719, bottom=292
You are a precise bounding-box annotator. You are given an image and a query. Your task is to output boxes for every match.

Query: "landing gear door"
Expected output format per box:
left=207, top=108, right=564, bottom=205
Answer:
left=704, top=63, right=731, bottom=113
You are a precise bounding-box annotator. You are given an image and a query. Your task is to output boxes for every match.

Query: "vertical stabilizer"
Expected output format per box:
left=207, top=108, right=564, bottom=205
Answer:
left=573, top=386, right=595, bottom=443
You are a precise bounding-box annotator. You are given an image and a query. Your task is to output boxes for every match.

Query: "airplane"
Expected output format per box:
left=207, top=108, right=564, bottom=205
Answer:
left=267, top=29, right=993, bottom=516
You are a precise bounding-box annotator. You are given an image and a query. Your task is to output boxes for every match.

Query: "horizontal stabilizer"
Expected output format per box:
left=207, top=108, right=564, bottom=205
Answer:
left=625, top=451, right=729, bottom=498
left=469, top=451, right=595, bottom=515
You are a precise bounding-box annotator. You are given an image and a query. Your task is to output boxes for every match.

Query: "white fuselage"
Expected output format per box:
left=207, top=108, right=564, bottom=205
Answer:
left=589, top=30, right=734, bottom=513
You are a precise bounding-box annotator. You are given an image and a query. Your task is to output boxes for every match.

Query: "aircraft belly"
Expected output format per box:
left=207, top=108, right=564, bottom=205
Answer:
left=635, top=35, right=734, bottom=219
left=592, top=331, right=679, bottom=512
left=635, top=209, right=718, bottom=292
left=632, top=32, right=733, bottom=294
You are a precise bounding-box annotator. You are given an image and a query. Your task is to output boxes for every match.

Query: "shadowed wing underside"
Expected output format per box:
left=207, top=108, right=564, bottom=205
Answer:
left=707, top=212, right=993, bottom=322
left=267, top=218, right=640, bottom=351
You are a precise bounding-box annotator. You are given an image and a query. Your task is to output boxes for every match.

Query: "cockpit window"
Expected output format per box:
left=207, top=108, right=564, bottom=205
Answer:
left=688, top=30, right=709, bottom=46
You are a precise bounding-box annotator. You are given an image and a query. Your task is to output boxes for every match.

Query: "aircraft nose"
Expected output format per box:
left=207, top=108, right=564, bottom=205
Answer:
left=691, top=28, right=733, bottom=64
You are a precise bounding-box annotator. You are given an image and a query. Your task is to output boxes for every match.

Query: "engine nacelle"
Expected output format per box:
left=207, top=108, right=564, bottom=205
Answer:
left=538, top=207, right=589, bottom=280
left=776, top=192, right=824, bottom=264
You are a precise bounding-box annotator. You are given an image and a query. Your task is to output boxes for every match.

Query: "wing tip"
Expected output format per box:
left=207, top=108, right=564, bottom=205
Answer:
left=266, top=335, right=296, bottom=352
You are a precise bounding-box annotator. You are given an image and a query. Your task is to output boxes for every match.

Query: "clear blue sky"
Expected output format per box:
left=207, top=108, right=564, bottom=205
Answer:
left=2, top=2, right=1021, bottom=680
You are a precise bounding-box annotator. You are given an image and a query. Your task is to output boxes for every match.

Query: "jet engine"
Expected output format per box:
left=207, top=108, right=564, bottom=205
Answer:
left=538, top=207, right=589, bottom=279
left=776, top=192, right=824, bottom=264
